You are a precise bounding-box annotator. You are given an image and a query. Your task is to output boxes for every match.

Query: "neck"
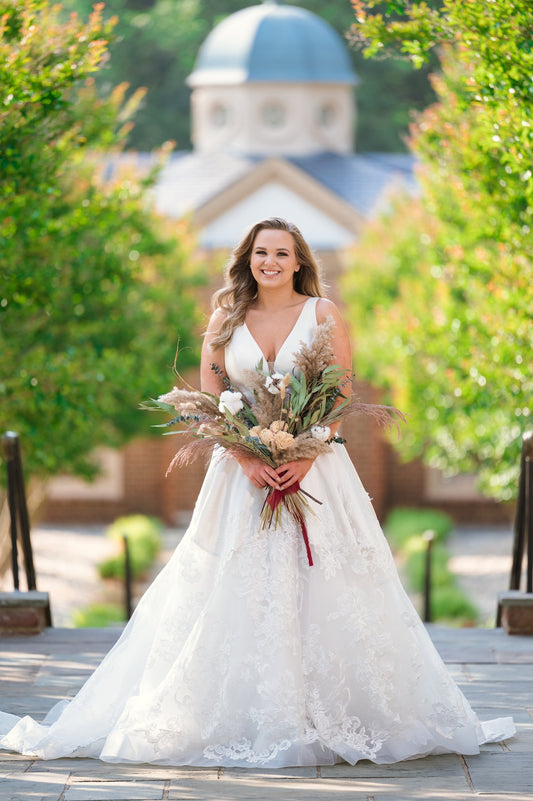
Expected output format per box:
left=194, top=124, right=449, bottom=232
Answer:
left=255, top=286, right=301, bottom=311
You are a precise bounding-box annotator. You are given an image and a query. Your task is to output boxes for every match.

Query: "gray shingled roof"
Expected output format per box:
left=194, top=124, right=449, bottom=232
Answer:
left=100, top=150, right=416, bottom=221
left=152, top=151, right=415, bottom=220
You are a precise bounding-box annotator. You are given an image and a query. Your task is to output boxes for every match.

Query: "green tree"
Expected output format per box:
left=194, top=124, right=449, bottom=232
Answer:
left=346, top=0, right=533, bottom=499
left=344, top=0, right=533, bottom=500
left=0, top=0, right=202, bottom=491
left=60, top=0, right=435, bottom=152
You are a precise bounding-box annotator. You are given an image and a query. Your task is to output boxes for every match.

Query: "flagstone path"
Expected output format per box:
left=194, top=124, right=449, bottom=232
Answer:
left=1, top=625, right=532, bottom=800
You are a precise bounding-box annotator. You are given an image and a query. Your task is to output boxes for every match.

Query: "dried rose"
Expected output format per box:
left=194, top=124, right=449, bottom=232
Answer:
left=273, top=430, right=295, bottom=450
left=269, top=420, right=288, bottom=433
left=259, top=429, right=275, bottom=446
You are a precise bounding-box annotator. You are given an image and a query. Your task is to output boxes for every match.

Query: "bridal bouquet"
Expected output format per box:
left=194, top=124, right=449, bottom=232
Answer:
left=142, top=317, right=403, bottom=566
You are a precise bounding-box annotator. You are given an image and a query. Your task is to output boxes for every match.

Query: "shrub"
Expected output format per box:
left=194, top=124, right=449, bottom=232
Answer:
left=431, top=587, right=478, bottom=625
left=98, top=515, right=162, bottom=580
left=405, top=544, right=451, bottom=592
left=72, top=603, right=126, bottom=628
left=384, top=506, right=478, bottom=625
left=385, top=507, right=453, bottom=549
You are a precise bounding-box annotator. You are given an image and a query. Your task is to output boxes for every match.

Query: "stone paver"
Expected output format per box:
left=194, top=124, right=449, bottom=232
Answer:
left=1, top=626, right=532, bottom=800
left=65, top=780, right=166, bottom=800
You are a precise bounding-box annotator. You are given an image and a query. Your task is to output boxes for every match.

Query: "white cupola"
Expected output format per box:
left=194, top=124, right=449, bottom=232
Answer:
left=187, top=0, right=358, bottom=156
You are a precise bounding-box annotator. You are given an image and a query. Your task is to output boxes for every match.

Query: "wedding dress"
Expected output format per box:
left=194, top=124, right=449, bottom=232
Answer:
left=0, top=297, right=514, bottom=767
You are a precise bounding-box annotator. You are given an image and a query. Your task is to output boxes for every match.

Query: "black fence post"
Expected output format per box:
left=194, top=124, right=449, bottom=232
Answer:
left=123, top=535, right=133, bottom=620
left=2, top=431, right=37, bottom=591
left=423, top=529, right=435, bottom=623
left=496, top=431, right=532, bottom=628
left=509, top=431, right=532, bottom=592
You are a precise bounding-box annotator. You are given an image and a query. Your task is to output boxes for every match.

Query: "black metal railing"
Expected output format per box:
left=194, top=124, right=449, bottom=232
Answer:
left=1, top=431, right=37, bottom=591
left=509, top=431, right=532, bottom=594
left=422, top=529, right=435, bottom=623
left=496, top=431, right=532, bottom=627
left=123, top=534, right=133, bottom=620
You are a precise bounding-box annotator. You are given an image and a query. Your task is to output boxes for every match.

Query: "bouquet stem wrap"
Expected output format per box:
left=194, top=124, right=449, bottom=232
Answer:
left=262, top=482, right=317, bottom=567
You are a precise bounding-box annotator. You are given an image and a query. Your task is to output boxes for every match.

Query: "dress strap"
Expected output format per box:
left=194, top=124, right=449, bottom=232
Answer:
left=296, top=297, right=319, bottom=332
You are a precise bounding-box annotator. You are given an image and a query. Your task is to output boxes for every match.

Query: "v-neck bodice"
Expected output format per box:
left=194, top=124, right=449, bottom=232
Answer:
left=225, top=297, right=319, bottom=393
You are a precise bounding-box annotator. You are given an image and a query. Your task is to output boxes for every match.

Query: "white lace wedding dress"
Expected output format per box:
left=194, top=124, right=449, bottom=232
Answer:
left=0, top=297, right=514, bottom=766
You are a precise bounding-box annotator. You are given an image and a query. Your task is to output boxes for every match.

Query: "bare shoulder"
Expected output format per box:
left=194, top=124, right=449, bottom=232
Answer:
left=206, top=306, right=228, bottom=334
left=316, top=298, right=344, bottom=325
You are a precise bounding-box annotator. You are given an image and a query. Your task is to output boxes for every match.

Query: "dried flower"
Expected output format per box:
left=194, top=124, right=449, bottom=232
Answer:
left=265, top=372, right=285, bottom=394
left=269, top=420, right=288, bottom=433
left=273, top=430, right=294, bottom=450
left=310, top=425, right=331, bottom=442
left=259, top=429, right=275, bottom=446
left=218, top=390, right=243, bottom=415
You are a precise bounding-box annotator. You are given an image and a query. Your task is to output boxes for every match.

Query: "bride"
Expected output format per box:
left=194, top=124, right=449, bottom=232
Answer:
left=0, top=217, right=514, bottom=767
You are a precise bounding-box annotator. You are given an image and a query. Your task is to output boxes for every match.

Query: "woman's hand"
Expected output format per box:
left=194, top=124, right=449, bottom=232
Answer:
left=234, top=452, right=281, bottom=490
left=275, top=458, right=316, bottom=490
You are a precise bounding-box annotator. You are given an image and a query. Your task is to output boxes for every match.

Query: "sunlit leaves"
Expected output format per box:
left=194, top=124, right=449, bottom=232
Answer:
left=344, top=0, right=533, bottom=501
left=0, top=0, right=202, bottom=482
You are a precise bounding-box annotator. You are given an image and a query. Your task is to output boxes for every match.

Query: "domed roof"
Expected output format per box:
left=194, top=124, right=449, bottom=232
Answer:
left=187, top=0, right=357, bottom=87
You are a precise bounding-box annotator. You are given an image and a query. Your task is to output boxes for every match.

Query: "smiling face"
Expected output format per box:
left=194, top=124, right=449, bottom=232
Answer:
left=249, top=229, right=300, bottom=292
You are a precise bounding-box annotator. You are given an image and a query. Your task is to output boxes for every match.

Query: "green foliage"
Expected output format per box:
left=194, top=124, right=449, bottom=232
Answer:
left=72, top=602, right=126, bottom=627
left=0, top=0, right=202, bottom=483
left=345, top=0, right=533, bottom=500
left=385, top=507, right=453, bottom=548
left=405, top=543, right=451, bottom=591
left=59, top=0, right=435, bottom=152
left=98, top=515, right=162, bottom=579
left=384, top=507, right=477, bottom=624
left=430, top=586, right=478, bottom=625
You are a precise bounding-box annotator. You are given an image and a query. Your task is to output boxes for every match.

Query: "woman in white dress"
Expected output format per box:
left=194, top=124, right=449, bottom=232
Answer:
left=0, top=217, right=514, bottom=767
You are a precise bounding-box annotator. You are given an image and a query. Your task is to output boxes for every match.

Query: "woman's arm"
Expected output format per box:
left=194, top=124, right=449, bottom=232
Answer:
left=201, top=309, right=281, bottom=490
left=276, top=299, right=352, bottom=490
left=201, top=308, right=228, bottom=395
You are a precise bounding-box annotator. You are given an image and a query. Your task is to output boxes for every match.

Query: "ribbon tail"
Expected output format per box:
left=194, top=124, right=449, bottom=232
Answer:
left=294, top=508, right=313, bottom=567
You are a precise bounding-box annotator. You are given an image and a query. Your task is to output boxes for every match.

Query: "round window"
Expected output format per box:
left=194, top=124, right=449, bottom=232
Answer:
left=318, top=104, right=336, bottom=128
left=262, top=103, right=286, bottom=128
left=211, top=104, right=230, bottom=128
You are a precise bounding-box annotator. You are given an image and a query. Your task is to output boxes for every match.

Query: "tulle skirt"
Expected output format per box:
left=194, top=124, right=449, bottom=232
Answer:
left=0, top=446, right=514, bottom=766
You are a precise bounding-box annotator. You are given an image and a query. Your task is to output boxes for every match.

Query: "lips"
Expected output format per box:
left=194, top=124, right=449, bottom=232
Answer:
left=261, top=269, right=280, bottom=276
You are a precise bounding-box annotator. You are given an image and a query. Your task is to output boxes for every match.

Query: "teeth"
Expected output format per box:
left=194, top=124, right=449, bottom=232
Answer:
left=262, top=270, right=280, bottom=275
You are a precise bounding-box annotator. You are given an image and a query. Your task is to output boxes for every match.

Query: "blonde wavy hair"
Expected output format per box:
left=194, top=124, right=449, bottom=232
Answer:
left=209, top=217, right=326, bottom=351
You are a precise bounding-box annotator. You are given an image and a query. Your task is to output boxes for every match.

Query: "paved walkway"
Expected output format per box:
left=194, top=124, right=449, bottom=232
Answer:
left=0, top=625, right=532, bottom=800
left=448, top=525, right=515, bottom=626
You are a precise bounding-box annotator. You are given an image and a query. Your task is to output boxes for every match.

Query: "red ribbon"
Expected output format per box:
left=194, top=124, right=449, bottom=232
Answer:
left=266, top=482, right=314, bottom=567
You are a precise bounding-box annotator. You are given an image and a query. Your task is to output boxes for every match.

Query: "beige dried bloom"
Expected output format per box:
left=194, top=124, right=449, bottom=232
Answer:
left=273, top=430, right=294, bottom=450
left=269, top=419, right=288, bottom=433
left=259, top=429, right=275, bottom=447
left=249, top=425, right=262, bottom=438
